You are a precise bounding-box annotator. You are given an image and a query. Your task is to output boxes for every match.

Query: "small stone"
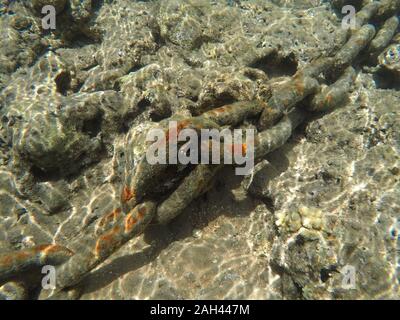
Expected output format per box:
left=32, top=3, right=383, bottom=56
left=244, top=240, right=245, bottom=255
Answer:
left=192, top=229, right=202, bottom=239
left=0, top=282, right=27, bottom=300
left=378, top=43, right=400, bottom=79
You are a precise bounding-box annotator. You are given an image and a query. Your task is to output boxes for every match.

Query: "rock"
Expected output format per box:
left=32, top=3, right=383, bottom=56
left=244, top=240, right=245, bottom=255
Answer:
left=0, top=51, right=129, bottom=177
left=34, top=182, right=70, bottom=214
left=32, top=0, right=67, bottom=14
left=158, top=0, right=208, bottom=49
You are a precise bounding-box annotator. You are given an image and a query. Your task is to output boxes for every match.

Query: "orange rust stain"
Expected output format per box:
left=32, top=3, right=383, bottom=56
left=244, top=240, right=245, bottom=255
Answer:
left=124, top=214, right=137, bottom=233
left=95, top=226, right=121, bottom=256
left=98, top=214, right=112, bottom=227
left=100, top=226, right=120, bottom=242
left=137, top=206, right=147, bottom=219
left=14, top=250, right=31, bottom=262
left=325, top=93, right=333, bottom=106
left=166, top=121, right=185, bottom=142
left=121, top=186, right=135, bottom=203
left=94, top=240, right=107, bottom=257
left=42, top=244, right=74, bottom=256
left=241, top=143, right=247, bottom=155
left=0, top=255, right=14, bottom=267
left=294, top=79, right=305, bottom=95
left=176, top=119, right=191, bottom=134
left=181, top=119, right=191, bottom=127
left=35, top=244, right=51, bottom=251
left=99, top=208, right=122, bottom=227
left=228, top=143, right=247, bottom=156
left=214, top=106, right=226, bottom=113
left=194, top=124, right=202, bottom=130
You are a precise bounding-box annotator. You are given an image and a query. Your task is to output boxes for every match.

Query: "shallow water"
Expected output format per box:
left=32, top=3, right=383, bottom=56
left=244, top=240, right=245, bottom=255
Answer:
left=0, top=0, right=399, bottom=300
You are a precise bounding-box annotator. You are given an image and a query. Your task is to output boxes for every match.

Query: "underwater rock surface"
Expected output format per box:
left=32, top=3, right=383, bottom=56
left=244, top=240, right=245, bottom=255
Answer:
left=0, top=0, right=399, bottom=299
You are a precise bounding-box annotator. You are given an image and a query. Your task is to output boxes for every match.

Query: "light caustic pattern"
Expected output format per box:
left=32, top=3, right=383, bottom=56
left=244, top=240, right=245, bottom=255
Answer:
left=0, top=0, right=399, bottom=299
